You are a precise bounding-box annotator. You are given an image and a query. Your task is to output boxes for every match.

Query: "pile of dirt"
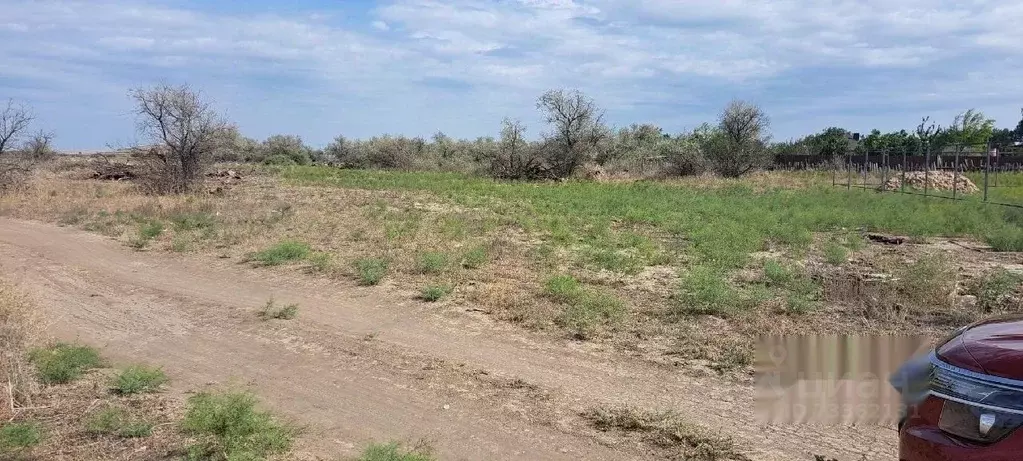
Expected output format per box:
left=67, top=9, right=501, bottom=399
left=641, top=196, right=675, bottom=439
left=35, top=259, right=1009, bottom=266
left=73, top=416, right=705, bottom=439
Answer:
left=880, top=171, right=979, bottom=193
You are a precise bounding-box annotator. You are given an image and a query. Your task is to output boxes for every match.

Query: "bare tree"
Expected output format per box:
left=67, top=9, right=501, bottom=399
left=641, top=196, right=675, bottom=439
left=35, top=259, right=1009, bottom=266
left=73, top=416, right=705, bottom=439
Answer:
left=0, top=99, right=33, bottom=158
left=704, top=100, right=771, bottom=178
left=537, top=89, right=609, bottom=179
left=489, top=118, right=547, bottom=180
left=130, top=84, right=231, bottom=193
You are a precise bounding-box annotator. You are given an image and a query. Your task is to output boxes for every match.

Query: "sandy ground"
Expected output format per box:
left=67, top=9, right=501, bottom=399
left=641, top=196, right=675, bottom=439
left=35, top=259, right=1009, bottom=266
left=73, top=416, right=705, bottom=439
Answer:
left=0, top=217, right=897, bottom=460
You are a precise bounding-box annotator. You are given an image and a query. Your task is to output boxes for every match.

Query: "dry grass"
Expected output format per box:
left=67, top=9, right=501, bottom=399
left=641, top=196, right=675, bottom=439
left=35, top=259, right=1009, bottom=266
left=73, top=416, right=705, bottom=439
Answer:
left=582, top=406, right=750, bottom=460
left=0, top=279, right=41, bottom=420
left=11, top=368, right=186, bottom=460
left=3, top=160, right=1019, bottom=377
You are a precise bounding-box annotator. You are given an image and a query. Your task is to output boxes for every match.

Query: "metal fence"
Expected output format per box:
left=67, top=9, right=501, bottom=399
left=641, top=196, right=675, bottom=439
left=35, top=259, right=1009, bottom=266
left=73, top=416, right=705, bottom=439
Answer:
left=818, top=144, right=1023, bottom=208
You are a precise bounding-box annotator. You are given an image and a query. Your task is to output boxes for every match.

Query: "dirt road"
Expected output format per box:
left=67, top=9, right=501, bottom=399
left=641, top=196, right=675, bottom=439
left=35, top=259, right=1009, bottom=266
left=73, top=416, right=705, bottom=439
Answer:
left=0, top=218, right=897, bottom=460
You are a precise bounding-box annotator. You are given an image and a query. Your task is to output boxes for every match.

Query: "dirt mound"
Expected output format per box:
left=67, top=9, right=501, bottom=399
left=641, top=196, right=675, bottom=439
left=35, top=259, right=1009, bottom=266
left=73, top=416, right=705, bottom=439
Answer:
left=880, top=171, right=979, bottom=194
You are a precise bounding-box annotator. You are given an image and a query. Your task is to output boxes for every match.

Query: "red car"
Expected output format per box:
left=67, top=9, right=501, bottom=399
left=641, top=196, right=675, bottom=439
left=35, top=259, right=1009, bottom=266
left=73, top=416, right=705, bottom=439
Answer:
left=898, top=315, right=1023, bottom=460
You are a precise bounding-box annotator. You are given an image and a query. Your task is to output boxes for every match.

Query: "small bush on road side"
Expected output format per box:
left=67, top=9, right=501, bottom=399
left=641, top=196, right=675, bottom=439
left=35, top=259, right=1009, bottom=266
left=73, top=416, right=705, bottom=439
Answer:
left=356, top=441, right=435, bottom=461
left=181, top=390, right=295, bottom=461
left=260, top=298, right=299, bottom=320
left=248, top=240, right=311, bottom=266
left=29, top=343, right=102, bottom=384
left=111, top=365, right=168, bottom=394
left=355, top=258, right=389, bottom=285
left=420, top=285, right=452, bottom=302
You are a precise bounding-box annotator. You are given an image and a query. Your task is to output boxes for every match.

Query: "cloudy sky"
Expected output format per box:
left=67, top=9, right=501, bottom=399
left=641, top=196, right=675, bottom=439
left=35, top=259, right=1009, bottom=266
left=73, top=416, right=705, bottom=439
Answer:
left=2, top=0, right=1022, bottom=150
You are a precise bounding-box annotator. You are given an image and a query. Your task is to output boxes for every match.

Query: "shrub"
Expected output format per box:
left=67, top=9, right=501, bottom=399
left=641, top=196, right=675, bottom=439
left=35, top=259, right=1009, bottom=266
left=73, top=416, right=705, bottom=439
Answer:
left=249, top=241, right=311, bottom=266
left=703, top=100, right=771, bottom=178
left=420, top=285, right=452, bottom=302
left=111, top=365, right=168, bottom=394
left=260, top=299, right=299, bottom=320
left=260, top=134, right=313, bottom=166
left=129, top=84, right=232, bottom=194
left=0, top=422, right=42, bottom=453
left=181, top=391, right=294, bottom=461
left=29, top=343, right=102, bottom=384
left=86, top=407, right=153, bottom=438
left=355, top=258, right=389, bottom=286
left=415, top=252, right=449, bottom=274
left=357, top=442, right=436, bottom=461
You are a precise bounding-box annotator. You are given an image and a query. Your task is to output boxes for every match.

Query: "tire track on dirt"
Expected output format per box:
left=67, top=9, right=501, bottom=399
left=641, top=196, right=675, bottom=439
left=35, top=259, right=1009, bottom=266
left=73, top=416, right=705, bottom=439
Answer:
left=0, top=218, right=896, bottom=460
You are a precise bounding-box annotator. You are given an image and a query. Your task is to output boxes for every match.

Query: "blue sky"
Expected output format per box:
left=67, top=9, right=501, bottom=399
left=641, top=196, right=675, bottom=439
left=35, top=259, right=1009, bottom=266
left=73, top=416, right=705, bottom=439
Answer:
left=2, top=0, right=1022, bottom=150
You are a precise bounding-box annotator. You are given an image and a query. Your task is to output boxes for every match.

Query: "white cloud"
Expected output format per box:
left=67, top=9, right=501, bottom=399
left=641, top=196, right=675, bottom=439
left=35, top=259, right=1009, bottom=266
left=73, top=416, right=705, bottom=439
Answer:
left=0, top=0, right=1022, bottom=149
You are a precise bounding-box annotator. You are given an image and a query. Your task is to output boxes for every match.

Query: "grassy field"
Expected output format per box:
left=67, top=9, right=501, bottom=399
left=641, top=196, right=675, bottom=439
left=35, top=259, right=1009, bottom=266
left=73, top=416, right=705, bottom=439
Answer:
left=4, top=160, right=1023, bottom=375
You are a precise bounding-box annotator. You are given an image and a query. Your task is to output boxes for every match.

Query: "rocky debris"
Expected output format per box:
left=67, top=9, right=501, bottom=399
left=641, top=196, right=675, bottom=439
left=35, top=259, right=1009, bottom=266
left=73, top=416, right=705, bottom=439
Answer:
left=867, top=233, right=907, bottom=245
left=880, top=171, right=979, bottom=194
left=89, top=162, right=135, bottom=181
left=207, top=169, right=243, bottom=180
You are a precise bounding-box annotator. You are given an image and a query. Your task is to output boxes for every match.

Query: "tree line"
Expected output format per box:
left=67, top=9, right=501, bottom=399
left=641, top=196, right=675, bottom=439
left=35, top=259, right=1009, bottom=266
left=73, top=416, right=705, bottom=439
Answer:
left=2, top=83, right=1022, bottom=195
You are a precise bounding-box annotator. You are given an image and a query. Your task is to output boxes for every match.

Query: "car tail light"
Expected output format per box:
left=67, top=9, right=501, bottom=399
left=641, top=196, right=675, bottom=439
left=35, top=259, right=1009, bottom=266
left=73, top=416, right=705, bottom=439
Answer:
left=938, top=400, right=1023, bottom=443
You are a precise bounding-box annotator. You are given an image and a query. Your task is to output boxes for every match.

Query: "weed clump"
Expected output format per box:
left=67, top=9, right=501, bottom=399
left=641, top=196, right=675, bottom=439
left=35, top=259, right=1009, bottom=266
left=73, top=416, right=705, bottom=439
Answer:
left=86, top=406, right=153, bottom=438
left=355, top=258, right=389, bottom=286
left=420, top=285, right=452, bottom=302
left=181, top=391, right=295, bottom=461
left=260, top=299, right=299, bottom=320
left=29, top=343, right=102, bottom=384
left=357, top=441, right=436, bottom=461
left=415, top=252, right=449, bottom=274
left=111, top=365, right=168, bottom=395
left=249, top=240, right=312, bottom=266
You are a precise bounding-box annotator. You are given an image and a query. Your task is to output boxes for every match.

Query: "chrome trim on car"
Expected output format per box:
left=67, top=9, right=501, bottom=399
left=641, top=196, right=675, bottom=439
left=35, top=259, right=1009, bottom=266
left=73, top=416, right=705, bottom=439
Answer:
left=928, top=352, right=1023, bottom=415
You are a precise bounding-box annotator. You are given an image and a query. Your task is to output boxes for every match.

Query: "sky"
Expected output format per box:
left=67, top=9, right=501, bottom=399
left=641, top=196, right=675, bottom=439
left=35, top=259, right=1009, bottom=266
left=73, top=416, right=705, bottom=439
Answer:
left=2, top=0, right=1023, bottom=150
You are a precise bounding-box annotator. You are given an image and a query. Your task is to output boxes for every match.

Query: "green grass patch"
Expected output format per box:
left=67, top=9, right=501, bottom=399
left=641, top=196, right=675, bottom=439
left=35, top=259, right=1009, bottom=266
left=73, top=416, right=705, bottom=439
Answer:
left=111, top=365, right=168, bottom=395
left=29, top=343, right=102, bottom=384
left=354, top=257, right=389, bottom=286
left=675, top=266, right=742, bottom=317
left=130, top=220, right=164, bottom=249
left=169, top=212, right=217, bottom=231
left=823, top=242, right=849, bottom=265
left=86, top=407, right=153, bottom=438
left=307, top=252, right=335, bottom=273
left=460, top=246, right=489, bottom=269
left=415, top=252, right=449, bottom=274
left=762, top=260, right=793, bottom=285
left=558, top=290, right=626, bottom=339
left=0, top=422, right=42, bottom=453
left=249, top=240, right=312, bottom=266
left=181, top=391, right=295, bottom=461
left=542, top=274, right=583, bottom=303
left=260, top=298, right=299, bottom=320
left=420, top=285, right=452, bottom=302
left=356, top=442, right=436, bottom=461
